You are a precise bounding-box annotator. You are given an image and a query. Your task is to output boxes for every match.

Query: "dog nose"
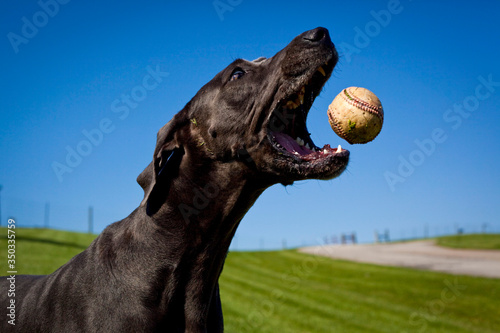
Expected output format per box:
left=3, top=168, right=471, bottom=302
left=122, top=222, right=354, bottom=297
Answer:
left=303, top=27, right=331, bottom=43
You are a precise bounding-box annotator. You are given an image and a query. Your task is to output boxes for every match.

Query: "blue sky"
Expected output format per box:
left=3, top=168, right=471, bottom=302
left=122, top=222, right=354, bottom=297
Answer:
left=1, top=0, right=499, bottom=250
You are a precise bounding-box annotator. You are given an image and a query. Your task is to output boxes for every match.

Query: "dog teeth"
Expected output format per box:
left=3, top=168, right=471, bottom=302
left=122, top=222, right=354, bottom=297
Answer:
left=283, top=86, right=307, bottom=109
left=317, top=66, right=326, bottom=77
left=286, top=100, right=296, bottom=109
left=305, top=143, right=310, bottom=150
left=336, top=145, right=342, bottom=153
left=298, top=87, right=305, bottom=105
left=323, top=148, right=328, bottom=154
left=286, top=98, right=302, bottom=109
left=295, top=137, right=305, bottom=146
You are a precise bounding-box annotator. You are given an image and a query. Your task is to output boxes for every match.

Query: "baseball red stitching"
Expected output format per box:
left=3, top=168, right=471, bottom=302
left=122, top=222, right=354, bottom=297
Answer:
left=328, top=108, right=352, bottom=144
left=342, top=88, right=384, bottom=122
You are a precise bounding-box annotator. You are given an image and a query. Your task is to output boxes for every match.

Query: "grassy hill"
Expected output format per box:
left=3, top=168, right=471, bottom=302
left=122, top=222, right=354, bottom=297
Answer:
left=436, top=233, right=500, bottom=250
left=1, top=228, right=499, bottom=332
left=1, top=227, right=97, bottom=275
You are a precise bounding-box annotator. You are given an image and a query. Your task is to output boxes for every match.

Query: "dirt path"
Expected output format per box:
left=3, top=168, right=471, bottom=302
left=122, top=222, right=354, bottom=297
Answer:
left=299, top=240, right=500, bottom=278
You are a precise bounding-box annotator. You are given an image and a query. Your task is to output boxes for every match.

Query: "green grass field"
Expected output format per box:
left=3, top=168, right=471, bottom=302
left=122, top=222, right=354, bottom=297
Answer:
left=436, top=233, right=500, bottom=250
left=1, top=228, right=499, bottom=332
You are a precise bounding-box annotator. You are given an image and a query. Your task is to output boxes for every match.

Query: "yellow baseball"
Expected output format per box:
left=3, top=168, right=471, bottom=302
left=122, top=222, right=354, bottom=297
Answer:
left=327, top=87, right=384, bottom=144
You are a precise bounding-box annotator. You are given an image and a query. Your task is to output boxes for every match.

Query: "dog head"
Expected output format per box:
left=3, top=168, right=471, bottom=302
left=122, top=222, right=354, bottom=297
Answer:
left=138, top=27, right=349, bottom=213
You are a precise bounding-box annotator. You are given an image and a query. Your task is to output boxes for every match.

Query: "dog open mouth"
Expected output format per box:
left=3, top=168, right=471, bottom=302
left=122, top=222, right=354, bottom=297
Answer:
left=266, top=61, right=349, bottom=175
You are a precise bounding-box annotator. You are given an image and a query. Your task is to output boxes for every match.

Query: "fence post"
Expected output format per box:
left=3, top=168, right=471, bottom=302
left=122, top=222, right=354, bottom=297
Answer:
left=88, top=206, right=94, bottom=234
left=0, top=185, right=2, bottom=226
left=44, top=202, right=50, bottom=228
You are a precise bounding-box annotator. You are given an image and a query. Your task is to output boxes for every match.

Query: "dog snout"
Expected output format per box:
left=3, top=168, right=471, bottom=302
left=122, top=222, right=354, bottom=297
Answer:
left=279, top=27, right=337, bottom=78
left=303, top=27, right=331, bottom=44
left=303, top=27, right=337, bottom=59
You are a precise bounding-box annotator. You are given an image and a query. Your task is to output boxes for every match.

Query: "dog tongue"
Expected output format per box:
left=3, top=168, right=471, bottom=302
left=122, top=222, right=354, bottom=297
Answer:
left=274, top=132, right=312, bottom=155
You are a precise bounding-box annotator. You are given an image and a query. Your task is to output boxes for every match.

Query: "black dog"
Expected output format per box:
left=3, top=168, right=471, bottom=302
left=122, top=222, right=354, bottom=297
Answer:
left=1, top=27, right=349, bottom=332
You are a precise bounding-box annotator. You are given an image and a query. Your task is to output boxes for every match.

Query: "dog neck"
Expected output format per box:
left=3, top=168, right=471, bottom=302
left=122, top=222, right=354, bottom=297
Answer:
left=134, top=158, right=267, bottom=329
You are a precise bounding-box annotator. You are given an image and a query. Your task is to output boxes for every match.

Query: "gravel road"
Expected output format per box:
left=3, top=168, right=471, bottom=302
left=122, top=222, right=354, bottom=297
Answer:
left=299, top=240, right=500, bottom=278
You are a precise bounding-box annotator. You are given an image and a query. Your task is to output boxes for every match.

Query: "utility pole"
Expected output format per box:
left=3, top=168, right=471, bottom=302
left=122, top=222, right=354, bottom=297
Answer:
left=44, top=202, right=50, bottom=228
left=88, top=206, right=94, bottom=234
left=0, top=185, right=3, bottom=226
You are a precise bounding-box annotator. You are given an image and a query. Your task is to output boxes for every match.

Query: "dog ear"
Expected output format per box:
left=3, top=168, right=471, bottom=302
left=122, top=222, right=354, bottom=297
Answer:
left=137, top=111, right=188, bottom=215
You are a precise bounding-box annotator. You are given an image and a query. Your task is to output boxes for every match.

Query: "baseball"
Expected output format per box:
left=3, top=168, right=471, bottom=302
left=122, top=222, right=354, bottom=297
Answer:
left=327, top=87, right=384, bottom=144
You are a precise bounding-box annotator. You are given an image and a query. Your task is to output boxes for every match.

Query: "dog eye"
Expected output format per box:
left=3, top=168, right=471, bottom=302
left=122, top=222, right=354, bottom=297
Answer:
left=230, top=69, right=245, bottom=81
